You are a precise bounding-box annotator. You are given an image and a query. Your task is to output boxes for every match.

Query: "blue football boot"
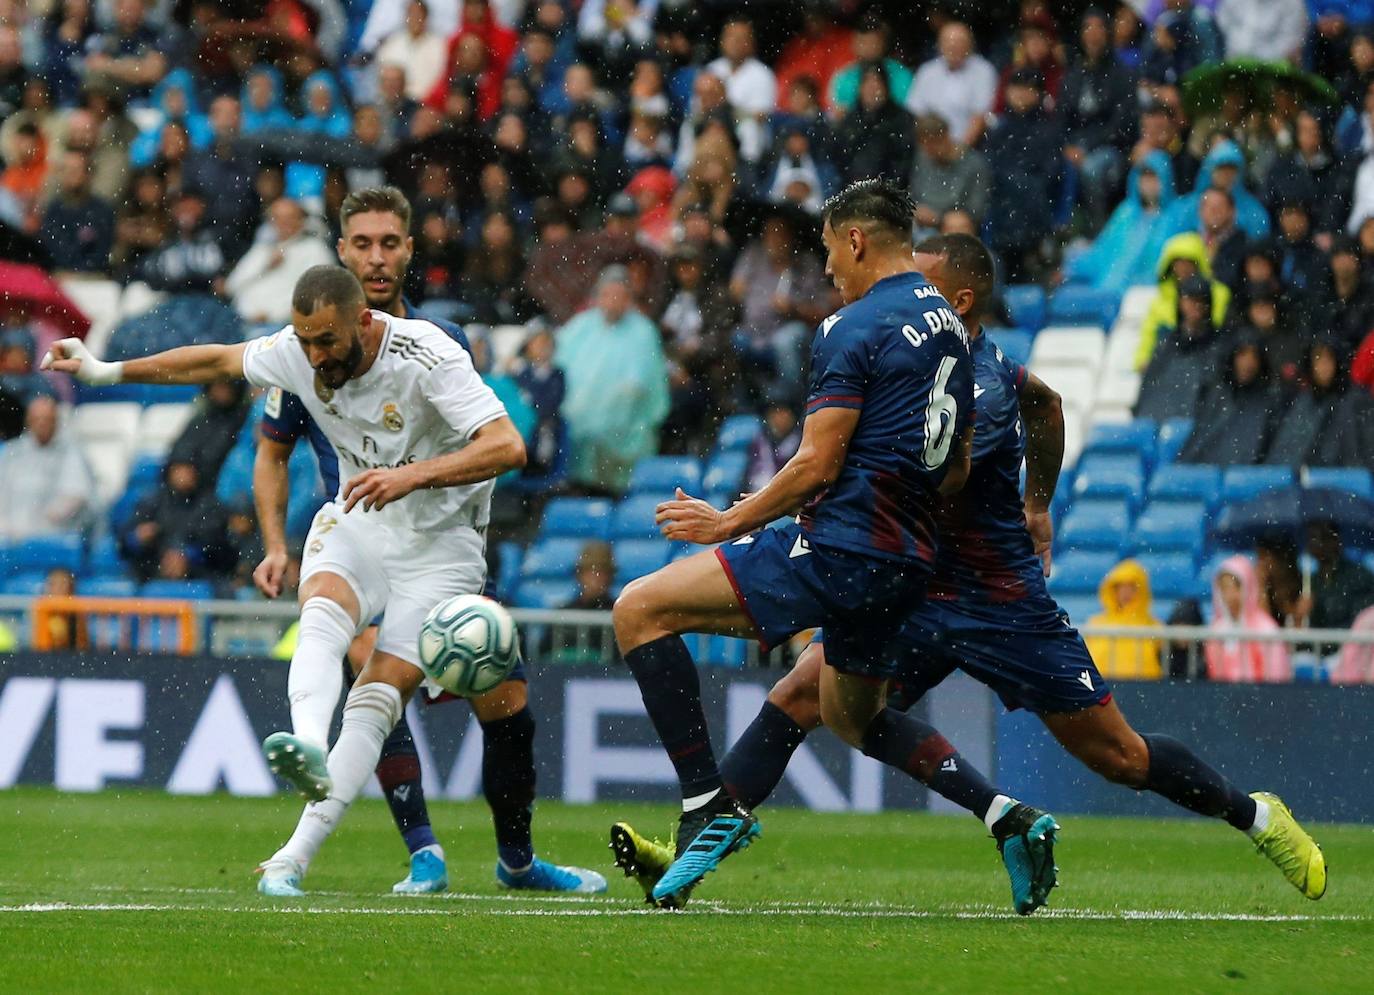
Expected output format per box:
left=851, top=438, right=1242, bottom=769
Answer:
left=651, top=793, right=760, bottom=909
left=393, top=845, right=448, bottom=894
left=992, top=803, right=1060, bottom=915
left=497, top=857, right=608, bottom=894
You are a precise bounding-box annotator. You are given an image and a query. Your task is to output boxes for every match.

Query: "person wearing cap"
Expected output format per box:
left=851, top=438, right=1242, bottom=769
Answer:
left=133, top=185, right=226, bottom=293
left=1136, top=272, right=1227, bottom=422
left=983, top=67, right=1063, bottom=282
left=554, top=264, right=669, bottom=494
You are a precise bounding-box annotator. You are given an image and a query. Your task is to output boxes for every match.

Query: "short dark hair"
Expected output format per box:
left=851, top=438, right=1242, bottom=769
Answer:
left=822, top=179, right=914, bottom=245
left=913, top=233, right=996, bottom=322
left=292, top=266, right=365, bottom=317
left=339, top=185, right=412, bottom=234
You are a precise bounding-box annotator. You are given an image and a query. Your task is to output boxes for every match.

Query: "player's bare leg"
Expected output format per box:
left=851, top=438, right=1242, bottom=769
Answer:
left=258, top=650, right=425, bottom=896
left=262, top=571, right=363, bottom=803
left=612, top=550, right=763, bottom=906
left=1040, top=700, right=1326, bottom=899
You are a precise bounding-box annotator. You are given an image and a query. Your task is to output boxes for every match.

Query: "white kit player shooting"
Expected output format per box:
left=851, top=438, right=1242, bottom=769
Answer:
left=43, top=266, right=526, bottom=896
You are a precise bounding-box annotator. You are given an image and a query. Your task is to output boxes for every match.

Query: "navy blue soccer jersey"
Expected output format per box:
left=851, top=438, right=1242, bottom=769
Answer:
left=926, top=332, right=1053, bottom=618
left=800, top=271, right=974, bottom=564
left=259, top=301, right=471, bottom=494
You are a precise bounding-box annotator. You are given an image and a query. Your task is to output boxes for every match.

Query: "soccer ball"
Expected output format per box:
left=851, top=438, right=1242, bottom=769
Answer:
left=417, top=594, right=521, bottom=697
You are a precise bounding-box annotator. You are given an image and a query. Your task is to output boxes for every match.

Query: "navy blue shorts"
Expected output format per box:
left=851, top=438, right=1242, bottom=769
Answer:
left=815, top=598, right=1111, bottom=714
left=715, top=522, right=928, bottom=679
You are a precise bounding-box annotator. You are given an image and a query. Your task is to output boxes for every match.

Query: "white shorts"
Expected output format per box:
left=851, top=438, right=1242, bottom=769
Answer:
left=300, top=501, right=487, bottom=667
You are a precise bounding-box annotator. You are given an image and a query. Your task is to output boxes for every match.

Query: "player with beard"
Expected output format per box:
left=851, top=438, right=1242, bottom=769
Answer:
left=249, top=187, right=604, bottom=896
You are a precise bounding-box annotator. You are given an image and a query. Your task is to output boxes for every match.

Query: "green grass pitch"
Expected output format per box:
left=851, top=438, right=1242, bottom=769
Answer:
left=1, top=788, right=1370, bottom=993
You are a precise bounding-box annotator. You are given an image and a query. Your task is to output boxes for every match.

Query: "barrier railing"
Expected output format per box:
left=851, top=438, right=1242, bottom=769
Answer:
left=1, top=596, right=1373, bottom=679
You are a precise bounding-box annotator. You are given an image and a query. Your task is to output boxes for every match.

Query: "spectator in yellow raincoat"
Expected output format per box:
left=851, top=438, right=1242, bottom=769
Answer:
left=1085, top=559, right=1164, bottom=679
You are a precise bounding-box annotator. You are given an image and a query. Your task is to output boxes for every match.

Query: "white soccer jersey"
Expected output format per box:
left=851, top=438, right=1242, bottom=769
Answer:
left=242, top=311, right=507, bottom=533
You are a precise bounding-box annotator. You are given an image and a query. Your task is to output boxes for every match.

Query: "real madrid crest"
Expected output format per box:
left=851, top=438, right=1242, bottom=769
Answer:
left=306, top=539, right=323, bottom=556
left=383, top=402, right=404, bottom=432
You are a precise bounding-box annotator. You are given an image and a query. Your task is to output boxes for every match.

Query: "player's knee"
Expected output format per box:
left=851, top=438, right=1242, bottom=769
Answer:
left=612, top=576, right=668, bottom=648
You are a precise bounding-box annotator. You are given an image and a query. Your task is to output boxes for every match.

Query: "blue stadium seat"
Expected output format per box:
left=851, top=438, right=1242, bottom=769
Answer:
left=1047, top=285, right=1118, bottom=327
left=1305, top=467, right=1373, bottom=500
left=1135, top=553, right=1199, bottom=601
left=539, top=497, right=614, bottom=540
left=1222, top=466, right=1294, bottom=505
left=1131, top=503, right=1207, bottom=557
left=1156, top=418, right=1194, bottom=465
left=141, top=579, right=214, bottom=600
left=715, top=415, right=762, bottom=453
left=1059, top=501, right=1132, bottom=553
left=986, top=327, right=1033, bottom=367
left=613, top=539, right=673, bottom=583
left=628, top=456, right=702, bottom=495
left=0, top=545, right=11, bottom=578
left=2, top=573, right=48, bottom=596
left=520, top=537, right=586, bottom=580
left=77, top=577, right=138, bottom=597
left=513, top=579, right=577, bottom=610
left=13, top=534, right=84, bottom=574
left=492, top=541, right=524, bottom=602
left=1148, top=464, right=1221, bottom=509
left=1047, top=551, right=1121, bottom=595
left=702, top=451, right=748, bottom=494
left=1055, top=595, right=1100, bottom=627
left=1003, top=284, right=1047, bottom=331
left=609, top=495, right=665, bottom=540
left=687, top=633, right=749, bottom=668
left=128, top=453, right=164, bottom=490
left=76, top=382, right=200, bottom=405
left=86, top=535, right=126, bottom=577
left=1072, top=456, right=1145, bottom=509
left=1083, top=420, right=1158, bottom=467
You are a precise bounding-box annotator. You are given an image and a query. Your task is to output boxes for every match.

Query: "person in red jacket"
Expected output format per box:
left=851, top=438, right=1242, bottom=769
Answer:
left=426, top=0, right=517, bottom=121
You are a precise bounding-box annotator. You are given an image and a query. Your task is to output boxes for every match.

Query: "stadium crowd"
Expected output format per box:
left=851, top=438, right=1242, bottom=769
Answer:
left=3, top=0, right=1374, bottom=678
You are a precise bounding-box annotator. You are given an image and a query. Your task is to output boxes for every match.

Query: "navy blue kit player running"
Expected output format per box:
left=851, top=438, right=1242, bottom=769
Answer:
left=612, top=180, right=977, bottom=907
left=251, top=186, right=603, bottom=897
left=706, top=234, right=1327, bottom=906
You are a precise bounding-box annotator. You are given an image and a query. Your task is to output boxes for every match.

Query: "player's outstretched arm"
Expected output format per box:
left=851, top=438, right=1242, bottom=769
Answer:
left=657, top=406, right=861, bottom=544
left=1018, top=371, right=1065, bottom=576
left=937, top=424, right=975, bottom=496
left=252, top=435, right=295, bottom=599
left=42, top=337, right=248, bottom=386
left=340, top=415, right=526, bottom=513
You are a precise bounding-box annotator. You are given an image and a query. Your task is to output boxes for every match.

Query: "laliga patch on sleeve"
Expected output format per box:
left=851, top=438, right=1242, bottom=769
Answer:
left=265, top=387, right=283, bottom=418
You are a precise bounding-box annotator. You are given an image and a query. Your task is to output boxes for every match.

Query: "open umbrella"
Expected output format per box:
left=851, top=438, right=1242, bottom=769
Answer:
left=1183, top=58, right=1338, bottom=117
left=1213, top=486, right=1374, bottom=549
left=0, top=261, right=91, bottom=338
left=232, top=129, right=381, bottom=170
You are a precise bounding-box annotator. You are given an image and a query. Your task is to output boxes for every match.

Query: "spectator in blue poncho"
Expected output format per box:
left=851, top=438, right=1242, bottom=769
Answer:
left=285, top=70, right=352, bottom=204
left=555, top=264, right=669, bottom=495
left=129, top=69, right=211, bottom=168
left=1161, top=140, right=1271, bottom=240
left=240, top=66, right=294, bottom=135
left=1063, top=150, right=1176, bottom=295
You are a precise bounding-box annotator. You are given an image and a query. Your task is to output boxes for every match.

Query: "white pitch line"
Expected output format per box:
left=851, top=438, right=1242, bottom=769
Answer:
left=0, top=901, right=1365, bottom=923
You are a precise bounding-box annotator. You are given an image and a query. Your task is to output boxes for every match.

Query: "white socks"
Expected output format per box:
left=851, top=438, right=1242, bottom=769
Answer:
left=274, top=682, right=404, bottom=871
left=983, top=794, right=1016, bottom=832
left=682, top=789, right=720, bottom=813
left=287, top=597, right=357, bottom=749
left=1245, top=797, right=1271, bottom=839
